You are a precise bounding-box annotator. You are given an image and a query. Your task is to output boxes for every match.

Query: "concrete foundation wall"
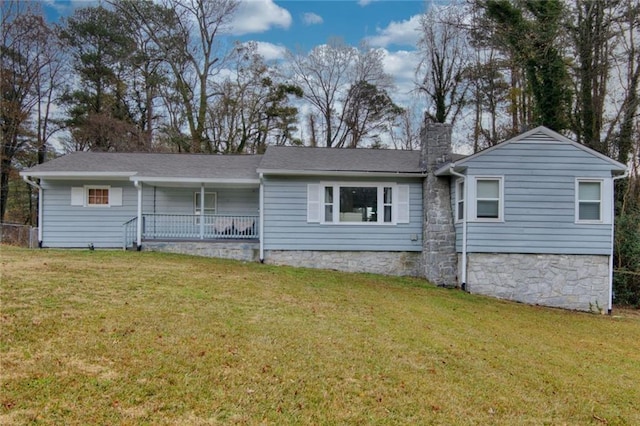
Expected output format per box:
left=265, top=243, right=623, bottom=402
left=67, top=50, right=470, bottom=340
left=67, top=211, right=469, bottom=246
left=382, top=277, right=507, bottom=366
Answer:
left=462, top=253, right=610, bottom=311
left=265, top=250, right=422, bottom=277
left=143, top=241, right=259, bottom=262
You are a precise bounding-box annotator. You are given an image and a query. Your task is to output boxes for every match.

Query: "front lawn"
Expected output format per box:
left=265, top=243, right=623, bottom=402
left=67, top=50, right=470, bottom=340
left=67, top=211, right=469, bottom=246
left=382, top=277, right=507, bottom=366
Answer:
left=1, top=246, right=639, bottom=424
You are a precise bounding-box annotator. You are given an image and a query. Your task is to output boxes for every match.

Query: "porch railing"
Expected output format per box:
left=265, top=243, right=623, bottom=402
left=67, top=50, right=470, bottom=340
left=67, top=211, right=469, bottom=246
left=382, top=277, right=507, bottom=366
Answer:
left=123, top=214, right=259, bottom=248
left=123, top=217, right=137, bottom=249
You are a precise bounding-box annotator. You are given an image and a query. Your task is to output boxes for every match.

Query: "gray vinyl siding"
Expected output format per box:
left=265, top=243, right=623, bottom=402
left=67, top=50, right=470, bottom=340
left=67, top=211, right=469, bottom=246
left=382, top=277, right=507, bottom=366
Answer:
left=144, top=187, right=259, bottom=215
left=454, top=140, right=615, bottom=255
left=263, top=176, right=423, bottom=251
left=41, top=180, right=137, bottom=248
left=41, top=181, right=259, bottom=248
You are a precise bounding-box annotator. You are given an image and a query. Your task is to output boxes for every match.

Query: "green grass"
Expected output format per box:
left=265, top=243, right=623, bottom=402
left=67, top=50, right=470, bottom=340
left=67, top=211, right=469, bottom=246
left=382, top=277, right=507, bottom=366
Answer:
left=1, top=246, right=639, bottom=425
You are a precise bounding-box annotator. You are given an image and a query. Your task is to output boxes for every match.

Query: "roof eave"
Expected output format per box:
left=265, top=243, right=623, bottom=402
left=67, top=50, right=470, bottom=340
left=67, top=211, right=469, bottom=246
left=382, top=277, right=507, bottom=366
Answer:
left=19, top=171, right=137, bottom=179
left=131, top=176, right=260, bottom=184
left=257, top=168, right=426, bottom=178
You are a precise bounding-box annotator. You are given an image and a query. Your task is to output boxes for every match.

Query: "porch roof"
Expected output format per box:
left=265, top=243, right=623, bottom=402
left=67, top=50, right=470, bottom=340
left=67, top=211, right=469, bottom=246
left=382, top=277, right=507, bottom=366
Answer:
left=20, top=152, right=263, bottom=183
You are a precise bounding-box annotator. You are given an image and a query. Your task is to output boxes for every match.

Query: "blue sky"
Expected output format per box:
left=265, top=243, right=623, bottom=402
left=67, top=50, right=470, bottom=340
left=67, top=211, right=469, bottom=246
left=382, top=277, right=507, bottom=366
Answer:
left=235, top=1, right=427, bottom=51
left=41, top=0, right=440, bottom=102
left=42, top=1, right=433, bottom=52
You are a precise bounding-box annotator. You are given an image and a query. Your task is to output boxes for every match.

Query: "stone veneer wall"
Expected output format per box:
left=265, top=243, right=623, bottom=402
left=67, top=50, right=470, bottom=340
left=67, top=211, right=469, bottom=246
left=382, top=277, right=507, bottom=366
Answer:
left=143, top=241, right=259, bottom=262
left=265, top=250, right=422, bottom=277
left=421, top=123, right=457, bottom=286
left=462, top=253, right=610, bottom=311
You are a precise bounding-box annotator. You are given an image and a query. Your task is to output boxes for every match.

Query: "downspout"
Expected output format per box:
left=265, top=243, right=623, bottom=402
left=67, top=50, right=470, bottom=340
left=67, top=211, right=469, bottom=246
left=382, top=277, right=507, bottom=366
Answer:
left=449, top=166, right=467, bottom=290
left=259, top=172, right=265, bottom=262
left=22, top=176, right=43, bottom=246
left=134, top=180, right=143, bottom=250
left=609, top=170, right=629, bottom=315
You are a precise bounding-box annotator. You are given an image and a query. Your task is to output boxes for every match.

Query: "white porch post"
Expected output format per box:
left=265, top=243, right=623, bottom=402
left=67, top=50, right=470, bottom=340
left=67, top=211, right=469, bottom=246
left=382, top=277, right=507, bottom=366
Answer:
left=37, top=186, right=43, bottom=244
left=136, top=181, right=143, bottom=249
left=259, top=173, right=264, bottom=261
left=200, top=183, right=205, bottom=240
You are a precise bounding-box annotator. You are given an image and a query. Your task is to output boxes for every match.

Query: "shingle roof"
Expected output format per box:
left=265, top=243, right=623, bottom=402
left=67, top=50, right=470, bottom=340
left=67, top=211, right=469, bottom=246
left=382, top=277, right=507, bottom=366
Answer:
left=22, top=152, right=263, bottom=180
left=258, top=146, right=425, bottom=174
left=23, top=146, right=438, bottom=180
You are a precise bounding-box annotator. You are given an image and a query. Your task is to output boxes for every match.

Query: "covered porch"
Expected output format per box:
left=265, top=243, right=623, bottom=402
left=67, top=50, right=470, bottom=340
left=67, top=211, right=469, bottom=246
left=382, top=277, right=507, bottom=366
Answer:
left=123, top=213, right=259, bottom=248
left=123, top=175, right=262, bottom=251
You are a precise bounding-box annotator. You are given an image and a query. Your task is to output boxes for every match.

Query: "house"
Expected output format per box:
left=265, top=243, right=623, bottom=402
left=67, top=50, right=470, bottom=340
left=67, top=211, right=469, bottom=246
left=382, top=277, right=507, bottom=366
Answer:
left=20, top=125, right=627, bottom=312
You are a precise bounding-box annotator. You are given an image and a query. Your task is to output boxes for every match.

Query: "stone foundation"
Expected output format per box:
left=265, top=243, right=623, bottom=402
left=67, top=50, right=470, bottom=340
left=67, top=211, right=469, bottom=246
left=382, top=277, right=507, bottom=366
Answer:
left=143, top=240, right=259, bottom=262
left=265, top=250, right=422, bottom=276
left=462, top=253, right=610, bottom=311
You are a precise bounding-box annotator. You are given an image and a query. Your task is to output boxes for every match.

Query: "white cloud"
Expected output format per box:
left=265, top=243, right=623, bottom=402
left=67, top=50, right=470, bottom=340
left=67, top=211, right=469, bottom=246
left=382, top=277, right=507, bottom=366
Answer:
left=302, top=12, right=323, bottom=26
left=43, top=0, right=98, bottom=16
left=380, top=49, right=421, bottom=107
left=230, top=0, right=292, bottom=36
left=366, top=14, right=422, bottom=49
left=358, top=0, right=375, bottom=6
left=252, top=41, right=288, bottom=61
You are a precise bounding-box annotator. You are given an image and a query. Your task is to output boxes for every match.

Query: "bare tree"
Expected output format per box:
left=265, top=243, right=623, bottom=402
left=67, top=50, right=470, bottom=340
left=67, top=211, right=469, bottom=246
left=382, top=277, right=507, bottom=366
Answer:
left=114, top=0, right=239, bottom=153
left=288, top=39, right=396, bottom=148
left=1, top=1, right=60, bottom=221
left=416, top=2, right=470, bottom=125
left=207, top=43, right=302, bottom=154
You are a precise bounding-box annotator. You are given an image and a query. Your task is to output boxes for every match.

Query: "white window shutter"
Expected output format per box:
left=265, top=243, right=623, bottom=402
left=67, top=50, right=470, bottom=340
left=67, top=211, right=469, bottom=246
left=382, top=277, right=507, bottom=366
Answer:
left=307, top=184, right=321, bottom=223
left=396, top=185, right=410, bottom=224
left=71, top=187, right=84, bottom=206
left=110, top=188, right=123, bottom=206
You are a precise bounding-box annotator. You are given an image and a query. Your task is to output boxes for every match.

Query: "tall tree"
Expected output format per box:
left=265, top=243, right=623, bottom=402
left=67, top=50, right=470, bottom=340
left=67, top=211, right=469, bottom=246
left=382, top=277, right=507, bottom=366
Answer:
left=341, top=80, right=403, bottom=148
left=1, top=1, right=59, bottom=221
left=612, top=0, right=640, bottom=164
left=567, top=0, right=614, bottom=151
left=207, top=43, right=302, bottom=154
left=60, top=5, right=141, bottom=152
left=114, top=0, right=239, bottom=153
left=288, top=39, right=396, bottom=147
left=416, top=2, right=470, bottom=124
left=483, top=0, right=572, bottom=132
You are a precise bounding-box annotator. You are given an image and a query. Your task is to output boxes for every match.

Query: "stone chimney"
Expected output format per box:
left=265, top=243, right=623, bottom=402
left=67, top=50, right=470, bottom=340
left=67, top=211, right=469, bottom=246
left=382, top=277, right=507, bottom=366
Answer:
left=421, top=122, right=457, bottom=287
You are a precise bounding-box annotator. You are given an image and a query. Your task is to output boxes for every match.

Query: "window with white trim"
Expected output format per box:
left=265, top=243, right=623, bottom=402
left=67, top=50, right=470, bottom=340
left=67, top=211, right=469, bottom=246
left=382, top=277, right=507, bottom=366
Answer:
left=577, top=180, right=602, bottom=222
left=470, top=177, right=503, bottom=221
left=308, top=183, right=409, bottom=225
left=455, top=179, right=464, bottom=222
left=194, top=192, right=217, bottom=215
left=72, top=185, right=122, bottom=207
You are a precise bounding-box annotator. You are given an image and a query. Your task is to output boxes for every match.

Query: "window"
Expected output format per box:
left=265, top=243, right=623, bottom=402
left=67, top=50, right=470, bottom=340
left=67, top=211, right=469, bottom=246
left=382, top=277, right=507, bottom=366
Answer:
left=324, top=186, right=334, bottom=222
left=577, top=180, right=602, bottom=222
left=308, top=183, right=409, bottom=225
left=88, top=188, right=109, bottom=206
left=470, top=177, right=503, bottom=221
left=339, top=186, right=378, bottom=222
left=194, top=192, right=217, bottom=215
left=71, top=186, right=122, bottom=207
left=383, top=187, right=393, bottom=223
left=455, top=179, right=464, bottom=222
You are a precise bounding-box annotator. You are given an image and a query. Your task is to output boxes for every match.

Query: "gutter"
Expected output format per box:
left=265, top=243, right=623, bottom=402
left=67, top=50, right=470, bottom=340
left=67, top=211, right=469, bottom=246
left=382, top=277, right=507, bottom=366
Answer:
left=609, top=170, right=629, bottom=315
left=257, top=169, right=426, bottom=178
left=22, top=176, right=43, bottom=246
left=448, top=165, right=467, bottom=290
left=259, top=173, right=265, bottom=262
